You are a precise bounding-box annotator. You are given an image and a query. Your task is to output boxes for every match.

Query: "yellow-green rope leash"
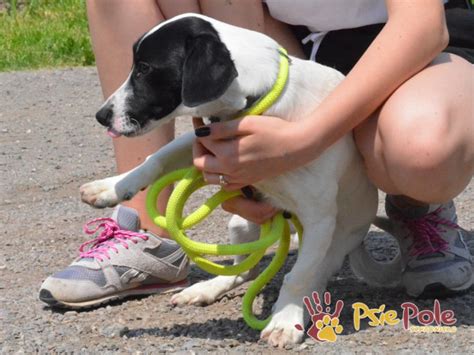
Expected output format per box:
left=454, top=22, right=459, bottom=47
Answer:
left=146, top=47, right=303, bottom=330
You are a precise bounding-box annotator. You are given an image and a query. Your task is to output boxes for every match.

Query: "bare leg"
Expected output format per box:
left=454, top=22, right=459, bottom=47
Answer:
left=355, top=53, right=474, bottom=203
left=86, top=0, right=201, bottom=234
left=354, top=54, right=474, bottom=298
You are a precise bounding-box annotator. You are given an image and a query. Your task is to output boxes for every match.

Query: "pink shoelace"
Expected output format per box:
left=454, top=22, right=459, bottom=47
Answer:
left=79, top=218, right=148, bottom=262
left=401, top=207, right=459, bottom=256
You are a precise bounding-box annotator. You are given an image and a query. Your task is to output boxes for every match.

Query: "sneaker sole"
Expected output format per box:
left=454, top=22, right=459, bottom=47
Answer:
left=39, top=279, right=190, bottom=309
left=407, top=272, right=474, bottom=298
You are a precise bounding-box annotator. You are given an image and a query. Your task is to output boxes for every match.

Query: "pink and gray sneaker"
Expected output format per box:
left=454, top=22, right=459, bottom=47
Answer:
left=386, top=197, right=473, bottom=297
left=39, top=206, right=189, bottom=308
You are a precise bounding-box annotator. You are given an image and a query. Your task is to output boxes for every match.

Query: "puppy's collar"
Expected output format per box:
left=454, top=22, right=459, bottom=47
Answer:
left=237, top=47, right=290, bottom=118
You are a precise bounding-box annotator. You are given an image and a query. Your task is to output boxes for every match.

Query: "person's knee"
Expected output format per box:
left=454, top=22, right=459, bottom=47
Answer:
left=377, top=102, right=471, bottom=201
left=380, top=100, right=454, bottom=175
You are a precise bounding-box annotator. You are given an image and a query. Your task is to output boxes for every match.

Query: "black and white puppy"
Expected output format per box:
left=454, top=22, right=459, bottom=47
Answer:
left=81, top=14, right=398, bottom=347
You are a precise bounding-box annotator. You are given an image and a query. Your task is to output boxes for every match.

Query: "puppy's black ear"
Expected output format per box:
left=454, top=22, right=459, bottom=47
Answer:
left=182, top=34, right=238, bottom=107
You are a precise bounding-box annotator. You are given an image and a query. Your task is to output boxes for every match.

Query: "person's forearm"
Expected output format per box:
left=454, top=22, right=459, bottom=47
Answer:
left=297, top=0, right=449, bottom=158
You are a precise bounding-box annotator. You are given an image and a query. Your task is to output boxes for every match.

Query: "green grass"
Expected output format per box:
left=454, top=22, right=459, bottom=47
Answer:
left=0, top=0, right=94, bottom=71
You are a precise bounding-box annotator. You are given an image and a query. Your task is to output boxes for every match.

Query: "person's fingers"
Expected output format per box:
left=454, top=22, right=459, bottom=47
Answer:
left=193, top=138, right=224, bottom=173
left=193, top=153, right=222, bottom=173
left=221, top=197, right=279, bottom=225
left=202, top=172, right=227, bottom=185
left=223, top=183, right=246, bottom=191
left=201, top=173, right=244, bottom=190
left=198, top=136, right=231, bottom=154
left=193, top=138, right=206, bottom=155
left=194, top=118, right=254, bottom=140
left=193, top=137, right=237, bottom=174
left=192, top=139, right=211, bottom=161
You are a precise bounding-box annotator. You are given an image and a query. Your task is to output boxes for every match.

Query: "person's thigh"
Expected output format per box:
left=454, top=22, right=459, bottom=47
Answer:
left=199, top=0, right=305, bottom=58
left=156, top=0, right=200, bottom=19
left=355, top=53, right=474, bottom=203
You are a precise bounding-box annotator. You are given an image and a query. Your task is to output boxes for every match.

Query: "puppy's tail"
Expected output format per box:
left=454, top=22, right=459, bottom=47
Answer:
left=348, top=216, right=402, bottom=287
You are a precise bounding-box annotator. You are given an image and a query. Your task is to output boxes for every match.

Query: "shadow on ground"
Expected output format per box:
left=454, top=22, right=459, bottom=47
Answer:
left=120, top=231, right=474, bottom=341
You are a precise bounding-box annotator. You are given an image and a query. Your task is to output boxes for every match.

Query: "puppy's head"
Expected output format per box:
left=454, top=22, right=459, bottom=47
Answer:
left=96, top=15, right=238, bottom=137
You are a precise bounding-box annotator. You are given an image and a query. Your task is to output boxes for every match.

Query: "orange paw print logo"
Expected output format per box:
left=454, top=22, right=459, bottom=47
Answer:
left=315, top=314, right=343, bottom=342
left=295, top=291, right=344, bottom=342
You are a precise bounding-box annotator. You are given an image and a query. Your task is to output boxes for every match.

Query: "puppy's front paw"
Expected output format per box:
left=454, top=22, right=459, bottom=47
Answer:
left=261, top=305, right=304, bottom=348
left=80, top=176, right=134, bottom=208
left=170, top=281, right=220, bottom=307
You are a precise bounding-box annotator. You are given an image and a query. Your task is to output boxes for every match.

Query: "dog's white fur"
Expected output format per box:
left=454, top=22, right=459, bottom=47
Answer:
left=80, top=14, right=389, bottom=347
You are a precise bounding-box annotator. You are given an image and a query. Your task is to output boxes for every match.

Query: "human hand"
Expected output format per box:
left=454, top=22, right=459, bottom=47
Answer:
left=192, top=116, right=308, bottom=191
left=222, top=194, right=279, bottom=225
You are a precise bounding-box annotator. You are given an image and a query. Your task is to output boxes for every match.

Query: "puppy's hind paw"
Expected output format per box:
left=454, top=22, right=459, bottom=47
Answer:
left=80, top=177, right=128, bottom=208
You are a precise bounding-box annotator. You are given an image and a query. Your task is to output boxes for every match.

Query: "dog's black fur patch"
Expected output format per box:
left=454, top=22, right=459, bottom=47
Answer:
left=118, top=16, right=238, bottom=129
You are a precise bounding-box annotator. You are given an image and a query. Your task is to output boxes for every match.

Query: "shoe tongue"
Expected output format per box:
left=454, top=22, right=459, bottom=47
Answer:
left=111, top=205, right=140, bottom=232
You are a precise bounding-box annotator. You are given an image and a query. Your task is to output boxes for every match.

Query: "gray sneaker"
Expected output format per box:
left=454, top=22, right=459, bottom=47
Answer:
left=386, top=197, right=473, bottom=297
left=39, top=206, right=189, bottom=308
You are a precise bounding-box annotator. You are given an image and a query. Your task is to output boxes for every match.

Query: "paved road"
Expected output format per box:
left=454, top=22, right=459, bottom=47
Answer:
left=0, top=68, right=473, bottom=353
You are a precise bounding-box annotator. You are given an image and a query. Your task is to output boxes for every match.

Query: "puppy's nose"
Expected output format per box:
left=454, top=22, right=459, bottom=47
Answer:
left=96, top=105, right=114, bottom=127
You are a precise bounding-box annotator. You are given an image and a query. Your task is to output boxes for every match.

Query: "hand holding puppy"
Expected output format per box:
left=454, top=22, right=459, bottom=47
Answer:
left=192, top=116, right=310, bottom=190
left=192, top=116, right=309, bottom=224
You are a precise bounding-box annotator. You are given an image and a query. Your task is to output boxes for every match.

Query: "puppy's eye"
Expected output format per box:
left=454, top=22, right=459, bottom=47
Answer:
left=136, top=62, right=151, bottom=77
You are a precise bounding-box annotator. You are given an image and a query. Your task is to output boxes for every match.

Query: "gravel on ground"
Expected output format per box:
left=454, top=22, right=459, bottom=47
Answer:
left=0, top=67, right=473, bottom=353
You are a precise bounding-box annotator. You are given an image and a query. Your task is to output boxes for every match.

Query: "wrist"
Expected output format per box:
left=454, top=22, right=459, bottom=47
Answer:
left=286, top=119, right=325, bottom=167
